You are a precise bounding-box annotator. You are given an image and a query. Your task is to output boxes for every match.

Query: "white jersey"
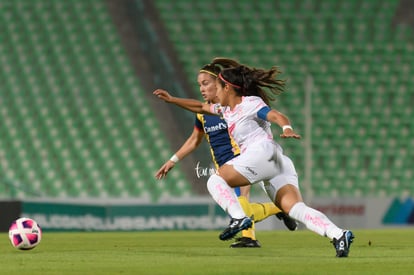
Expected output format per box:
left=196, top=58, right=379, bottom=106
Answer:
left=211, top=96, right=274, bottom=152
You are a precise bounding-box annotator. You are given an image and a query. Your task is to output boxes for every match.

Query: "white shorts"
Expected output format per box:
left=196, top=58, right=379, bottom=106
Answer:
left=226, top=141, right=299, bottom=198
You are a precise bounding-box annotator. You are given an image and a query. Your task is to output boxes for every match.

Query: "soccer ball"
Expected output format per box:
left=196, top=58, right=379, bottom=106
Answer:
left=8, top=217, right=42, bottom=250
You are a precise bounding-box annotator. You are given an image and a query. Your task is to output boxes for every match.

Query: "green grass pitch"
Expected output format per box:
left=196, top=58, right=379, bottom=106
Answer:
left=1, top=229, right=414, bottom=274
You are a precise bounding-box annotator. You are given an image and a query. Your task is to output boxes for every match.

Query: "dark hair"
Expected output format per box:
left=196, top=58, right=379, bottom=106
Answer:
left=211, top=57, right=241, bottom=69
left=199, top=63, right=221, bottom=77
left=199, top=57, right=242, bottom=77
left=218, top=65, right=286, bottom=105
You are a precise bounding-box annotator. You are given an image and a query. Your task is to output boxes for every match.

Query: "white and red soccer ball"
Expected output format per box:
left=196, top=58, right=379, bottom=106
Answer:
left=8, top=217, right=42, bottom=250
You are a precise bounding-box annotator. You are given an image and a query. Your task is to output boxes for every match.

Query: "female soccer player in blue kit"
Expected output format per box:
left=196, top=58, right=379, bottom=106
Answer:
left=155, top=58, right=297, bottom=248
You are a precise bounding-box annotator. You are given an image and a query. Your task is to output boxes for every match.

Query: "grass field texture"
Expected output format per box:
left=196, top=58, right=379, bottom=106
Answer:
left=1, top=229, right=414, bottom=274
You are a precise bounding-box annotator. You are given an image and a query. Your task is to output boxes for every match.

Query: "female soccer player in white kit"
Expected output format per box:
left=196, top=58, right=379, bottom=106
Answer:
left=155, top=59, right=297, bottom=248
left=153, top=63, right=354, bottom=257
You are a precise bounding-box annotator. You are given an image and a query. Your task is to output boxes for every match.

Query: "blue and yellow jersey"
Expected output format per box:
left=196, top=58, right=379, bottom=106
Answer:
left=195, top=113, right=242, bottom=196
left=194, top=113, right=240, bottom=169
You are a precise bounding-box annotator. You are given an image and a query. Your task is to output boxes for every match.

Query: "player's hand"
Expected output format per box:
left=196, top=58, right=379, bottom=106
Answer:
left=280, top=128, right=301, bottom=139
left=153, top=89, right=173, bottom=103
left=155, top=161, right=175, bottom=179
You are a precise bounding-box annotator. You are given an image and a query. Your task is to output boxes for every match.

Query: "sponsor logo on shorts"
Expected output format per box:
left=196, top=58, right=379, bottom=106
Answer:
left=245, top=167, right=257, bottom=175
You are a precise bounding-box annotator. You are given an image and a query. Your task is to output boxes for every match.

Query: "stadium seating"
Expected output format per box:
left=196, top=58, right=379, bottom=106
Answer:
left=154, top=0, right=413, bottom=197
left=2, top=0, right=412, bottom=200
left=0, top=0, right=192, bottom=200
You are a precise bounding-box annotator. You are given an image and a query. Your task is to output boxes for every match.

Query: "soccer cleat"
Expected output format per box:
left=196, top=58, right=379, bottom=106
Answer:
left=230, top=237, right=261, bottom=248
left=276, top=212, right=298, bottom=231
left=219, top=217, right=252, bottom=241
left=332, top=230, right=355, bottom=257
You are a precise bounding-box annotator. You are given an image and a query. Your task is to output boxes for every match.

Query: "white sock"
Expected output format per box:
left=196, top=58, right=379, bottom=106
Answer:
left=207, top=174, right=246, bottom=219
left=289, top=202, right=344, bottom=240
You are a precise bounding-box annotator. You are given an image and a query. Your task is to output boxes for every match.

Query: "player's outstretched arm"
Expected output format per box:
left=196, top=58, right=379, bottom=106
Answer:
left=266, top=109, right=301, bottom=139
left=155, top=128, right=204, bottom=179
left=153, top=89, right=214, bottom=115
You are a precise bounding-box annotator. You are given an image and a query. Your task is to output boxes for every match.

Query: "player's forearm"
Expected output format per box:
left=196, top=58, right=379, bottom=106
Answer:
left=174, top=138, right=201, bottom=160
left=172, top=128, right=204, bottom=161
left=266, top=110, right=291, bottom=128
left=169, top=97, right=206, bottom=114
left=267, top=109, right=301, bottom=138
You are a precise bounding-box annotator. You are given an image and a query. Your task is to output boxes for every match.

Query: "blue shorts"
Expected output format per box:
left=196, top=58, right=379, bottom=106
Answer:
left=234, top=186, right=241, bottom=196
